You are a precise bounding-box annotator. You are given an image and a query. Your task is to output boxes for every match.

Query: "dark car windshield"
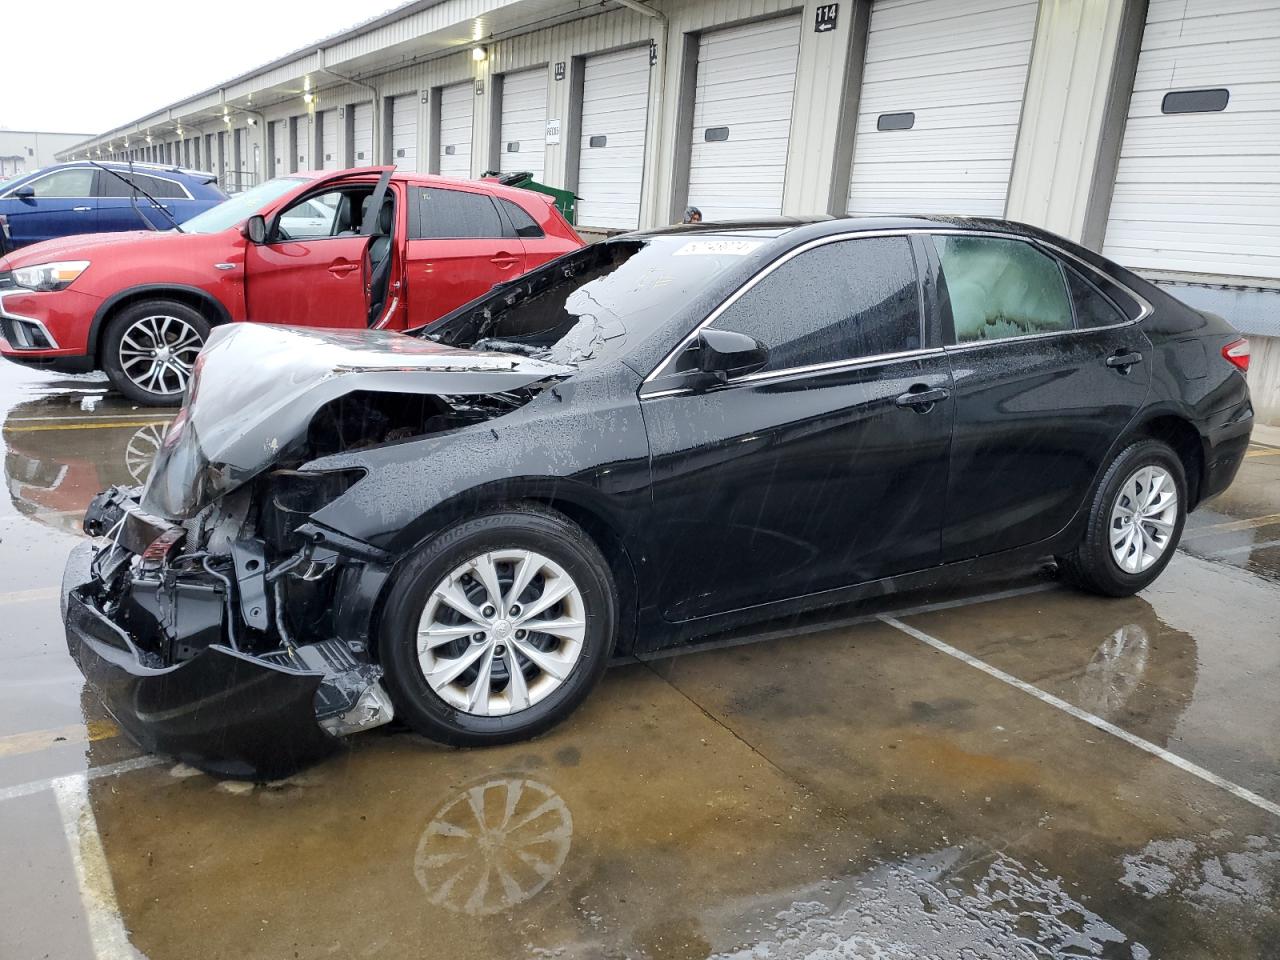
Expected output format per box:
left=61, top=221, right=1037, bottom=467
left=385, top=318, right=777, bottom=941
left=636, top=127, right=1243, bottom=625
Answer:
left=180, top=177, right=307, bottom=234
left=419, top=235, right=762, bottom=364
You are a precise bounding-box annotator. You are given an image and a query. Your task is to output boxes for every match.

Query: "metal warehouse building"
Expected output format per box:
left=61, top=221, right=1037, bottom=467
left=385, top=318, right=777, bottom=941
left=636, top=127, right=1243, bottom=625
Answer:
left=61, top=0, right=1280, bottom=422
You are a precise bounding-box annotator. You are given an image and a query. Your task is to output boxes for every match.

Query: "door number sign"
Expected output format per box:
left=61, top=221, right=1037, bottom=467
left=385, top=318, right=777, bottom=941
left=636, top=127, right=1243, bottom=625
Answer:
left=815, top=3, right=838, bottom=32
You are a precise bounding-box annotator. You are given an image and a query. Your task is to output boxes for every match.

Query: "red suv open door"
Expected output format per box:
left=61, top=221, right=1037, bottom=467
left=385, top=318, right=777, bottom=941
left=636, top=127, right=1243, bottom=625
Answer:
left=245, top=172, right=396, bottom=328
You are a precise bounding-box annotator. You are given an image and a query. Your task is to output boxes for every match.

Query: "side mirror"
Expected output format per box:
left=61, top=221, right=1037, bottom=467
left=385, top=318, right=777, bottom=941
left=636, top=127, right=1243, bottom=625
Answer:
left=243, top=214, right=267, bottom=244
left=694, top=328, right=769, bottom=383
left=14, top=185, right=35, bottom=201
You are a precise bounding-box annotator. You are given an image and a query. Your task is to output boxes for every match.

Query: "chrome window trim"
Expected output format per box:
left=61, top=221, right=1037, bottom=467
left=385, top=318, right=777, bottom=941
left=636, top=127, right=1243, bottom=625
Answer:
left=0, top=165, right=195, bottom=202
left=639, top=227, right=1154, bottom=399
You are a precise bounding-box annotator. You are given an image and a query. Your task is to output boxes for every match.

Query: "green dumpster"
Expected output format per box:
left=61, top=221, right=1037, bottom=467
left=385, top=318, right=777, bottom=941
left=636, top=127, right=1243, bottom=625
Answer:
left=482, top=171, right=578, bottom=225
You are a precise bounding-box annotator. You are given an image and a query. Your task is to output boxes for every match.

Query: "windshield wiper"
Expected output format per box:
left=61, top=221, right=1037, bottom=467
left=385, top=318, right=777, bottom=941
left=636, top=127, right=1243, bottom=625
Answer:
left=90, top=161, right=185, bottom=233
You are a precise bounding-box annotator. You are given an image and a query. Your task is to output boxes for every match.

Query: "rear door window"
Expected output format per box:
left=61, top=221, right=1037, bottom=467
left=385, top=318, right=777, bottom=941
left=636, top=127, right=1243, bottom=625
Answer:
left=96, top=172, right=189, bottom=200
left=708, top=236, right=922, bottom=373
left=411, top=187, right=504, bottom=239
left=932, top=235, right=1073, bottom=343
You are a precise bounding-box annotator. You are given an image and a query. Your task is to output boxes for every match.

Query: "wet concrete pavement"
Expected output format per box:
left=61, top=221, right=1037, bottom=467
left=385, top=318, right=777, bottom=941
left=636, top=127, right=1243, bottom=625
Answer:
left=1, top=365, right=1277, bottom=959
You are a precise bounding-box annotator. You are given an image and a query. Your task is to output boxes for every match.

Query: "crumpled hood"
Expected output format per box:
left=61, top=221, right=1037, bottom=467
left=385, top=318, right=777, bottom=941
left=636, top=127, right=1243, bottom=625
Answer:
left=140, top=323, right=572, bottom=520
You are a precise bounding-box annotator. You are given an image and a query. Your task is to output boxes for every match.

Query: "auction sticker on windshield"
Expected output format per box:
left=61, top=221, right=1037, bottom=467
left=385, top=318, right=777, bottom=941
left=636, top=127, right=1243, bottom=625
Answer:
left=673, top=239, right=763, bottom=256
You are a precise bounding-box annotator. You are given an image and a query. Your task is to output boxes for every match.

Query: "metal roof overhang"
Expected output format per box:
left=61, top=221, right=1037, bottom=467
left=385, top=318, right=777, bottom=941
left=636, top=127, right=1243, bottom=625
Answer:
left=60, top=0, right=611, bottom=158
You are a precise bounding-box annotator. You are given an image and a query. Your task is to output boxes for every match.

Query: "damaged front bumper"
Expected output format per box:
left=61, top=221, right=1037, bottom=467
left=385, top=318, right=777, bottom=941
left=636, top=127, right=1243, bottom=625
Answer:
left=62, top=497, right=395, bottom=781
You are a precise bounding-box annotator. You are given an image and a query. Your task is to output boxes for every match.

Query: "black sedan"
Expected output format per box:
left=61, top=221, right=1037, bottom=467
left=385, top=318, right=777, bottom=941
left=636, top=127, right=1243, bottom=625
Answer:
left=63, top=216, right=1253, bottom=778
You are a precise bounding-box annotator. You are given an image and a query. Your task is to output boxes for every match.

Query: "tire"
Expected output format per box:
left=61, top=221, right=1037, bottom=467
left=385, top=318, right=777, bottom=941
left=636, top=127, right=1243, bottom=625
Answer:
left=1057, top=439, right=1187, bottom=597
left=101, top=299, right=210, bottom=405
left=379, top=505, right=617, bottom=746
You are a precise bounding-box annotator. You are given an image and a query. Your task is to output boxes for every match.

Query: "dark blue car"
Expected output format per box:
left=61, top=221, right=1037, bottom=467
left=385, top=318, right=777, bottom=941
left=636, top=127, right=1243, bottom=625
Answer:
left=0, top=161, right=227, bottom=251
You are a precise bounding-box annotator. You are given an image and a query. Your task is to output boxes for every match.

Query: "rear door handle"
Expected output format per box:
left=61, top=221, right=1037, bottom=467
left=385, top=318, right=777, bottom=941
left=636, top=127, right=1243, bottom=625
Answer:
left=490, top=253, right=521, bottom=269
left=1106, top=350, right=1144, bottom=370
left=895, top=385, right=950, bottom=410
left=72, top=206, right=92, bottom=212
left=328, top=261, right=359, bottom=277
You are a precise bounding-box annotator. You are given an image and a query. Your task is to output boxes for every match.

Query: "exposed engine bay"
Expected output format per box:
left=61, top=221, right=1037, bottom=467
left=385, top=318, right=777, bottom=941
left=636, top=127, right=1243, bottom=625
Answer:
left=64, top=322, right=575, bottom=779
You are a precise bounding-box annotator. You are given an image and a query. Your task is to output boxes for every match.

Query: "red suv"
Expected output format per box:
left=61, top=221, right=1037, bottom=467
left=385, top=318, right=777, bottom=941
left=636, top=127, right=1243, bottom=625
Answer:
left=0, top=167, right=581, bottom=403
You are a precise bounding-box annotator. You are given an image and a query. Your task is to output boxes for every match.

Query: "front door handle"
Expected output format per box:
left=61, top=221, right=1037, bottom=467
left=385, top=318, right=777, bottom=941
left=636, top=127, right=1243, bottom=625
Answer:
left=895, top=385, right=950, bottom=411
left=328, top=261, right=359, bottom=277
left=1105, top=350, right=1144, bottom=370
left=72, top=206, right=92, bottom=212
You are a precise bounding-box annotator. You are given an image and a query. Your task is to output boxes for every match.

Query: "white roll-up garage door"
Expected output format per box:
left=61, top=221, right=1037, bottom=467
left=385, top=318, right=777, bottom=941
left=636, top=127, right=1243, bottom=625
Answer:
left=270, top=120, right=287, bottom=177
left=293, top=115, right=311, bottom=171
left=846, top=0, right=1038, bottom=217
left=687, top=15, right=801, bottom=219
left=1103, top=1, right=1280, bottom=281
left=352, top=102, right=374, bottom=166
left=391, top=95, right=418, bottom=171
left=438, top=82, right=474, bottom=178
left=577, top=46, right=651, bottom=230
left=499, top=68, right=548, bottom=180
left=321, top=111, right=338, bottom=170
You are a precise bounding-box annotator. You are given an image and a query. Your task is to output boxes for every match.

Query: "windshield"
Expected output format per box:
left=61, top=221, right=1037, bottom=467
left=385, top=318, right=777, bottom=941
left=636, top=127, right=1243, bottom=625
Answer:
left=180, top=176, right=307, bottom=234
left=421, top=235, right=759, bottom=365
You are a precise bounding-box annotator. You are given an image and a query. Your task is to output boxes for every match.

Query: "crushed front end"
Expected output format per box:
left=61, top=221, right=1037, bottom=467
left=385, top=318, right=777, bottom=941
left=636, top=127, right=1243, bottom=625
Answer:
left=61, top=323, right=571, bottom=779
left=63, top=480, right=396, bottom=780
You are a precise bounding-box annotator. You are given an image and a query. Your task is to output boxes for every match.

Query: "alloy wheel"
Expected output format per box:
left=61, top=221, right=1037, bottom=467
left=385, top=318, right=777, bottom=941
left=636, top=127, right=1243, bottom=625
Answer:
left=417, top=549, right=587, bottom=716
left=1108, top=465, right=1178, bottom=574
left=117, top=315, right=204, bottom=397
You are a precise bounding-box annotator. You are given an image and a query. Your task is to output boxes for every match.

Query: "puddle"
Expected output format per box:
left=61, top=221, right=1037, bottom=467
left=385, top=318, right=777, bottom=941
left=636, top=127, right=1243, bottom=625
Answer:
left=709, top=847, right=1148, bottom=960
left=1121, top=833, right=1280, bottom=912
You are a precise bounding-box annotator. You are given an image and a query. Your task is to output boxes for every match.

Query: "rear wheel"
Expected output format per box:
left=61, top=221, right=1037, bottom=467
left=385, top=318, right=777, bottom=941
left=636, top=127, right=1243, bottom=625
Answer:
left=1057, top=439, right=1187, bottom=597
left=101, top=299, right=209, bottom=405
left=379, top=506, right=617, bottom=746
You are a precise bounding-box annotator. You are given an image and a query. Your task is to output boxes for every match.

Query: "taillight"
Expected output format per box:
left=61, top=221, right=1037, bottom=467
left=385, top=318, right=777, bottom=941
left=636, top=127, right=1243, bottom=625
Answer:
left=1222, top=338, right=1250, bottom=373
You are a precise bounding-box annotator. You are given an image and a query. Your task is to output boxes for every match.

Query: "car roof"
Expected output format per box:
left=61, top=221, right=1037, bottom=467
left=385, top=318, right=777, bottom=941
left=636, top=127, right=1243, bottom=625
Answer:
left=635, top=214, right=1047, bottom=239
left=46, top=160, right=217, bottom=180
left=628, top=214, right=1082, bottom=253
left=278, top=168, right=561, bottom=206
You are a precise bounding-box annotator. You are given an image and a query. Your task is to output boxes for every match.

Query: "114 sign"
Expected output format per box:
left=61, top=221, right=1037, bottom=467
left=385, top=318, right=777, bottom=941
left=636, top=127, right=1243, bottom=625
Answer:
left=815, top=3, right=838, bottom=32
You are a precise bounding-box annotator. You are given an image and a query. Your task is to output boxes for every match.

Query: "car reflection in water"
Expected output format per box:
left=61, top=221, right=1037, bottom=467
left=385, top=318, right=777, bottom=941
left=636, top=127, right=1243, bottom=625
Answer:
left=3, top=393, right=174, bottom=534
left=414, top=775, right=574, bottom=916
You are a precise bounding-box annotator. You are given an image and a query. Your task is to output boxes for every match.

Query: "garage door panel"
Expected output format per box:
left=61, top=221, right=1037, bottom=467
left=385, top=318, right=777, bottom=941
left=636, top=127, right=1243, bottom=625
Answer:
left=858, top=72, right=1028, bottom=111
left=499, top=68, right=548, bottom=183
left=392, top=95, right=418, bottom=171
left=688, top=15, right=800, bottom=219
left=870, top=0, right=1032, bottom=30
left=578, top=46, right=650, bottom=230
left=847, top=0, right=1038, bottom=217
left=294, top=116, right=311, bottom=171
left=438, top=82, right=473, bottom=179
left=353, top=102, right=374, bottom=166
left=1103, top=1, right=1280, bottom=280
left=321, top=111, right=339, bottom=169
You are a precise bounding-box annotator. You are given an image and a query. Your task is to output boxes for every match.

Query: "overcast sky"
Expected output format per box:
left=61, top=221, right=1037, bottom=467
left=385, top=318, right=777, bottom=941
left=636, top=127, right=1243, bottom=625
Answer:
left=2, top=0, right=403, bottom=134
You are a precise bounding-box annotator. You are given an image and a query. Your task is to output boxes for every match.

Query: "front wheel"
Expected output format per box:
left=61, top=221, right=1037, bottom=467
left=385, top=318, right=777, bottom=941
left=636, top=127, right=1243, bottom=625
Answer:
left=101, top=299, right=210, bottom=405
left=379, top=506, right=617, bottom=746
left=1057, top=439, right=1187, bottom=597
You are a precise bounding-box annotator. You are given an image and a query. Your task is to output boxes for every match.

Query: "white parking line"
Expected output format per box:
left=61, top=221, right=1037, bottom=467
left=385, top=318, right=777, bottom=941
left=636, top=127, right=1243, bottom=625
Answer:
left=53, top=775, right=146, bottom=959
left=880, top=615, right=1280, bottom=820
left=0, top=756, right=161, bottom=804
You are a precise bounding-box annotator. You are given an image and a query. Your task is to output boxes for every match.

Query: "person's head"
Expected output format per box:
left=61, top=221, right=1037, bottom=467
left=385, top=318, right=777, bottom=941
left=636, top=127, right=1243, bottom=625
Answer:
left=683, top=206, right=702, bottom=224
